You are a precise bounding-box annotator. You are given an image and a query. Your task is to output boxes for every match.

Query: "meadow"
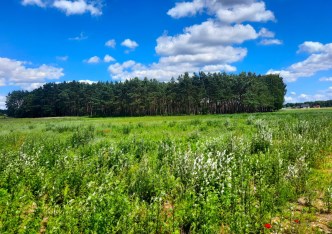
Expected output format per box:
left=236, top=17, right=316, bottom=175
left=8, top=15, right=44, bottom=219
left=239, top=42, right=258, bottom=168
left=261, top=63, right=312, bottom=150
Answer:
left=0, top=109, right=331, bottom=233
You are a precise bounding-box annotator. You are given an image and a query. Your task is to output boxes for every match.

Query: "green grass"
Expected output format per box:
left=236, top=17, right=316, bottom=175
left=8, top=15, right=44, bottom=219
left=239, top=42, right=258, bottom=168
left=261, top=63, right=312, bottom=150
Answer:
left=0, top=110, right=331, bottom=233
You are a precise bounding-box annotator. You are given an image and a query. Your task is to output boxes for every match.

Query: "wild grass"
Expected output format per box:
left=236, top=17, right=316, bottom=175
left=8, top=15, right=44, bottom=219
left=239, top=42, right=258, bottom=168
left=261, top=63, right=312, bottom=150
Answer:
left=0, top=109, right=331, bottom=233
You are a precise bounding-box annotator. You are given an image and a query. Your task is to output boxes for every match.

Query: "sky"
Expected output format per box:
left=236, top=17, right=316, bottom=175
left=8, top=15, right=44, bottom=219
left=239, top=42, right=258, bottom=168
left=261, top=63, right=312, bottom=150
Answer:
left=1, top=0, right=332, bottom=109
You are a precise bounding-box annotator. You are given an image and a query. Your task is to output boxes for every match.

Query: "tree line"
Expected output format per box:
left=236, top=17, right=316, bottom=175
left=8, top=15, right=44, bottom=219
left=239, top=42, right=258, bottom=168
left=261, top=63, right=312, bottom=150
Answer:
left=284, top=100, right=332, bottom=108
left=5, top=72, right=286, bottom=118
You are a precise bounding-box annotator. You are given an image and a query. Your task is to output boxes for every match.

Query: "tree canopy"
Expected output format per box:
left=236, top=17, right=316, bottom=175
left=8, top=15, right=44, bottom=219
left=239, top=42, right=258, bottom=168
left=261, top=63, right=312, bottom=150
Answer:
left=6, top=72, right=286, bottom=118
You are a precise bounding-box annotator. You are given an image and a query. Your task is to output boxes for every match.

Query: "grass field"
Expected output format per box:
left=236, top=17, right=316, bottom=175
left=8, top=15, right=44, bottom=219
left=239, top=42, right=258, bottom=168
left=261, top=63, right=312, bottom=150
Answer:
left=0, top=110, right=332, bottom=233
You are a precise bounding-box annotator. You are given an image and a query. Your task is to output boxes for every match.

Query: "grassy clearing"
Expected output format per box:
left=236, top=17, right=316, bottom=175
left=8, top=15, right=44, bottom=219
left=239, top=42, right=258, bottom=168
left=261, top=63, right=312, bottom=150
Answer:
left=0, top=110, right=331, bottom=233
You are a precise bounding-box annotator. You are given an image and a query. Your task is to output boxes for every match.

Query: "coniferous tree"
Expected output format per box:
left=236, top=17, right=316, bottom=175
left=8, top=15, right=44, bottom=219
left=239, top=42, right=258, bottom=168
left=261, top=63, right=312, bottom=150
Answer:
left=5, top=72, right=286, bottom=117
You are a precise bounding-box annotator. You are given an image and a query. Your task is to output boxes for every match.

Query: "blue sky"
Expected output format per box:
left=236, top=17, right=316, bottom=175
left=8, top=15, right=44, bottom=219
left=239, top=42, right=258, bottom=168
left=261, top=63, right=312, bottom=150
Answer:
left=1, top=0, right=332, bottom=108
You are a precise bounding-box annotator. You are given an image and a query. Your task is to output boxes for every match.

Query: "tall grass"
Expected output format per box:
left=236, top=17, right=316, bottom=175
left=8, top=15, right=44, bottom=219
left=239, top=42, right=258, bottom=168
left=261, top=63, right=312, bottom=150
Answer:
left=0, top=110, right=331, bottom=233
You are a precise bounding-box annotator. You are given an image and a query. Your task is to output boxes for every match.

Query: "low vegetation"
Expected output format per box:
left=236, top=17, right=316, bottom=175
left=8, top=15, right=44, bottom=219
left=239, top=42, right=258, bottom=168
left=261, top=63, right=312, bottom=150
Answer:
left=0, top=109, right=331, bottom=233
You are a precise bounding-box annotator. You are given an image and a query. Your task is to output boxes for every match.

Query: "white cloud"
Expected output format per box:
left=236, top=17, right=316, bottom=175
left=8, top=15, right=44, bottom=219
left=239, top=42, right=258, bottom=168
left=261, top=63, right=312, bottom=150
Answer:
left=167, top=0, right=204, bottom=18
left=104, top=55, right=115, bottom=63
left=56, top=56, right=69, bottom=61
left=19, top=82, right=46, bottom=91
left=121, top=39, right=139, bottom=49
left=84, top=56, right=100, bottom=64
left=153, top=21, right=253, bottom=69
left=297, top=41, right=324, bottom=54
left=284, top=96, right=295, bottom=103
left=108, top=59, right=237, bottom=81
left=319, top=77, right=332, bottom=82
left=216, top=2, right=274, bottom=23
left=290, top=91, right=296, bottom=96
left=259, top=39, right=282, bottom=45
left=21, top=0, right=46, bottom=7
left=78, top=80, right=97, bottom=84
left=108, top=60, right=184, bottom=81
left=0, top=78, right=5, bottom=86
left=258, top=28, right=282, bottom=46
left=108, top=21, right=254, bottom=81
left=285, top=87, right=332, bottom=103
left=167, top=0, right=275, bottom=23
left=107, top=1, right=277, bottom=81
left=0, top=57, right=64, bottom=89
left=268, top=42, right=332, bottom=82
left=22, top=0, right=102, bottom=16
left=69, top=32, right=88, bottom=41
left=156, top=22, right=257, bottom=57
left=105, top=39, right=116, bottom=48
left=258, top=28, right=275, bottom=38
left=201, top=64, right=237, bottom=73
left=0, top=95, right=6, bottom=109
left=158, top=46, right=247, bottom=66
left=53, top=0, right=102, bottom=16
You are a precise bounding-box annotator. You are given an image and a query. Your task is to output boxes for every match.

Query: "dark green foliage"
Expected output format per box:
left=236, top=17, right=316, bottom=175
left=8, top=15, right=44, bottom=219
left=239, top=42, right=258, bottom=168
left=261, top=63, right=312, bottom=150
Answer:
left=70, top=126, right=95, bottom=147
left=121, top=125, right=131, bottom=135
left=5, top=72, right=286, bottom=117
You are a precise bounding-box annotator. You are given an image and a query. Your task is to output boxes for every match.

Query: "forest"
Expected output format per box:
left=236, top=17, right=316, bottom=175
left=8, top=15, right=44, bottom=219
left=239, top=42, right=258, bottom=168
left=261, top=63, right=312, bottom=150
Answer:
left=5, top=72, right=286, bottom=118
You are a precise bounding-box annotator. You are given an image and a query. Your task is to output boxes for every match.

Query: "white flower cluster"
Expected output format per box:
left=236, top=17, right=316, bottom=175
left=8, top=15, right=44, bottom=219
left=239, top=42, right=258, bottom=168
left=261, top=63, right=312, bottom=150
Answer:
left=286, top=156, right=309, bottom=179
left=171, top=136, right=252, bottom=195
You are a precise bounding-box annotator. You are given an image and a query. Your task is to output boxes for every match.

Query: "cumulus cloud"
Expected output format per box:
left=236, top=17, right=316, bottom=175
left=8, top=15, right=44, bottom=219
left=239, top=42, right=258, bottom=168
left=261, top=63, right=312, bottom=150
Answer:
left=216, top=2, right=274, bottom=23
left=167, top=0, right=204, bottom=18
left=0, top=57, right=63, bottom=90
left=104, top=55, right=115, bottom=63
left=108, top=1, right=277, bottom=81
left=297, top=41, right=325, bottom=54
left=108, top=59, right=237, bottom=81
left=84, top=55, right=115, bottom=64
left=108, top=60, right=185, bottom=81
left=268, top=42, right=332, bottom=82
left=167, top=0, right=275, bottom=23
left=201, top=64, right=237, bottom=73
left=22, top=0, right=102, bottom=16
left=19, top=83, right=46, bottom=91
left=258, top=27, right=282, bottom=45
left=53, top=0, right=102, bottom=16
left=78, top=80, right=97, bottom=84
left=84, top=56, right=100, bottom=64
left=158, top=46, right=247, bottom=66
left=21, top=0, right=46, bottom=7
left=259, top=39, right=283, bottom=45
left=121, top=39, right=139, bottom=50
left=258, top=28, right=275, bottom=38
left=105, top=39, right=116, bottom=48
left=285, top=87, right=332, bottom=103
left=284, top=96, right=294, bottom=103
left=156, top=21, right=257, bottom=57
left=0, top=95, right=6, bottom=109
left=108, top=20, right=256, bottom=80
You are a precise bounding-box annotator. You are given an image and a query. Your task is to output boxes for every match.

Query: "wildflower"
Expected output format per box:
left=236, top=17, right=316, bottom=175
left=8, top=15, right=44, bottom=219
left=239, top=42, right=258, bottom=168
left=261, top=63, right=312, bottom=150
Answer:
left=264, top=223, right=272, bottom=229
left=294, top=219, right=300, bottom=223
